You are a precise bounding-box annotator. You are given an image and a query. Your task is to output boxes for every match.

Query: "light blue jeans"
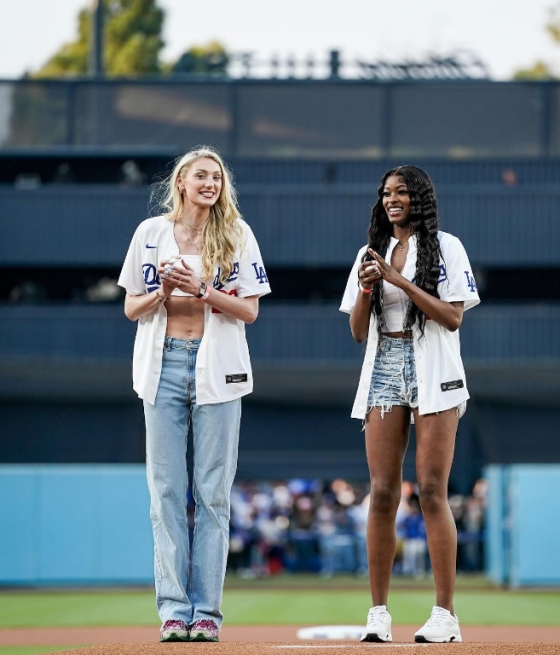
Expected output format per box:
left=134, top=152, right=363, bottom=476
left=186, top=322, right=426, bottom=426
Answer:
left=143, top=337, right=241, bottom=629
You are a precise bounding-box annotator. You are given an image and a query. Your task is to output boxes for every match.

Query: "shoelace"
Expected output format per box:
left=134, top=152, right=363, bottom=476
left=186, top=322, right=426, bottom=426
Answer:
left=164, top=620, right=187, bottom=629
left=193, top=620, right=218, bottom=631
left=367, top=610, right=389, bottom=626
left=424, top=613, right=453, bottom=629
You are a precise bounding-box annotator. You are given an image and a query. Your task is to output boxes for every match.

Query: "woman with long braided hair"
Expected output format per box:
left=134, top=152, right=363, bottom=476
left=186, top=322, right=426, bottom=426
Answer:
left=340, top=165, right=479, bottom=643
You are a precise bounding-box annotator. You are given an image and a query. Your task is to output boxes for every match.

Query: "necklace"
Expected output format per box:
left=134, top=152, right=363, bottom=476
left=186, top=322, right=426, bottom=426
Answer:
left=179, top=219, right=206, bottom=235
left=177, top=220, right=205, bottom=252
left=396, top=241, right=409, bottom=251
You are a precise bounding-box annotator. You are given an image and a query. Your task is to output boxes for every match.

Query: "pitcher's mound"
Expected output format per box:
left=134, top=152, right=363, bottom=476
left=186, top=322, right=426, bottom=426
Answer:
left=50, top=643, right=560, bottom=655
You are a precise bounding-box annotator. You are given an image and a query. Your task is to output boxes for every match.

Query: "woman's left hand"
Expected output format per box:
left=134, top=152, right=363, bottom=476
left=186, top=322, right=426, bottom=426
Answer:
left=158, top=257, right=203, bottom=296
left=369, top=249, right=407, bottom=289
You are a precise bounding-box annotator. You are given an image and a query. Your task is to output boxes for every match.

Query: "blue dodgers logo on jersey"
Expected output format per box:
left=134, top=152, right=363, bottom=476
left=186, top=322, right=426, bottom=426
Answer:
left=143, top=263, right=160, bottom=292
left=252, top=262, right=268, bottom=284
left=213, top=262, right=240, bottom=290
left=464, top=270, right=477, bottom=292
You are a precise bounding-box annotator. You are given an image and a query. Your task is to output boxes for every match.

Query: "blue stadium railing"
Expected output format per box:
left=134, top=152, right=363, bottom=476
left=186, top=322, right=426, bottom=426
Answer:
left=0, top=303, right=557, bottom=364
left=1, top=183, right=560, bottom=267
left=1, top=78, right=559, bottom=158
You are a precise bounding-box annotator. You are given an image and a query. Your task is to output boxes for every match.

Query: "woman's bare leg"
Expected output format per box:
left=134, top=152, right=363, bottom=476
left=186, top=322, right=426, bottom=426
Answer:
left=365, top=406, right=410, bottom=607
left=414, top=408, right=459, bottom=613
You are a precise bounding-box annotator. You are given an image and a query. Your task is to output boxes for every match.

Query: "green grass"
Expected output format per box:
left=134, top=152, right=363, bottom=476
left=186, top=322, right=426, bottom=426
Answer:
left=0, top=591, right=157, bottom=628
left=0, top=578, right=559, bottom=628
left=222, top=589, right=560, bottom=626
left=225, top=572, right=495, bottom=590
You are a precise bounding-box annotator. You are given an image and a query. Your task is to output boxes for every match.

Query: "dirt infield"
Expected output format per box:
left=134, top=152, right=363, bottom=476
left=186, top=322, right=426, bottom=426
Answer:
left=19, top=644, right=560, bottom=655
left=1, top=626, right=560, bottom=653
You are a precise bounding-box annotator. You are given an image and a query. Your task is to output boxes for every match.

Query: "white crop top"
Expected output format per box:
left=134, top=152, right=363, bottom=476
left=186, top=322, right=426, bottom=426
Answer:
left=170, top=254, right=202, bottom=297
left=383, top=280, right=409, bottom=332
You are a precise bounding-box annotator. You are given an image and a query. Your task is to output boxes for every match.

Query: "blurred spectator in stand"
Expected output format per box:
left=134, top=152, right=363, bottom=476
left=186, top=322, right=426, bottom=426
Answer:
left=289, top=495, right=319, bottom=572
left=120, top=160, right=146, bottom=186
left=8, top=281, right=48, bottom=303
left=228, top=527, right=249, bottom=574
left=229, top=482, right=260, bottom=578
left=227, top=478, right=490, bottom=577
left=332, top=501, right=357, bottom=573
left=315, top=493, right=337, bottom=577
left=85, top=277, right=122, bottom=302
left=263, top=514, right=289, bottom=574
left=348, top=490, right=369, bottom=576
left=501, top=167, right=518, bottom=187
left=462, top=479, right=487, bottom=571
left=329, top=479, right=358, bottom=573
left=449, top=494, right=466, bottom=571
left=401, top=494, right=427, bottom=577
left=53, top=162, right=75, bottom=184
left=272, top=481, right=293, bottom=515
left=14, top=173, right=41, bottom=189
left=393, top=481, right=414, bottom=573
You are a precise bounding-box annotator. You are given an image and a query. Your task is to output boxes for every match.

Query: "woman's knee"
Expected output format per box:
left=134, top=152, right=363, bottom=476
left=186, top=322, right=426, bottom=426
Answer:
left=369, top=483, right=400, bottom=516
left=417, top=480, right=448, bottom=514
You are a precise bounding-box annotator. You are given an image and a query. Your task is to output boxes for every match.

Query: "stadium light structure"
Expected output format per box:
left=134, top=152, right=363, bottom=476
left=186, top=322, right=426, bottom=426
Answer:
left=89, top=0, right=104, bottom=77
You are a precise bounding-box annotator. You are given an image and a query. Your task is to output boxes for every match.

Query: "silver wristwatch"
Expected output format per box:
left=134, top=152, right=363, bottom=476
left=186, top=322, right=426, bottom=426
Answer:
left=196, top=282, right=208, bottom=299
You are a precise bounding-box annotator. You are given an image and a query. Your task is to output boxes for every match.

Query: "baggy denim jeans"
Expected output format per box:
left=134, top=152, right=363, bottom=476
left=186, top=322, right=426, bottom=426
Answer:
left=143, top=337, right=241, bottom=628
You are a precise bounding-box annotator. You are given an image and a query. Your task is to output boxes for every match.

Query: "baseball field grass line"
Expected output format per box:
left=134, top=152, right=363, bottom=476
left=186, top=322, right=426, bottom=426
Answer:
left=1, top=588, right=560, bottom=628
left=0, top=647, right=81, bottom=655
left=223, top=573, right=497, bottom=591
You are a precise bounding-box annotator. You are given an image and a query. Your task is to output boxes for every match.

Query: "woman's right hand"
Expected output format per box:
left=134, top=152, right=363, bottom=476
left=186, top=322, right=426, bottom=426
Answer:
left=359, top=258, right=382, bottom=291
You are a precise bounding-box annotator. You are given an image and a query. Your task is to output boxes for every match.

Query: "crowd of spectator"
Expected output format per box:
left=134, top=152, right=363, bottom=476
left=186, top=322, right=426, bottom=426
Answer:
left=225, top=478, right=487, bottom=578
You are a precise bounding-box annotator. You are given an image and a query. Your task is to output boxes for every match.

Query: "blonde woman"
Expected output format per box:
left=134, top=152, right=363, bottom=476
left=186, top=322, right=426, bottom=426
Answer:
left=118, top=147, right=271, bottom=643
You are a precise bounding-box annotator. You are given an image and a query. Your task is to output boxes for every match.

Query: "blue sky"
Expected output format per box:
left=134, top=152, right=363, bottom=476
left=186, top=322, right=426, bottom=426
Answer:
left=0, top=0, right=558, bottom=79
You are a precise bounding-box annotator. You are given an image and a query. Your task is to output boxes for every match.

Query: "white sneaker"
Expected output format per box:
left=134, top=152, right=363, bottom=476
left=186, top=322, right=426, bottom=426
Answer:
left=414, top=606, right=462, bottom=643
left=360, top=605, right=392, bottom=642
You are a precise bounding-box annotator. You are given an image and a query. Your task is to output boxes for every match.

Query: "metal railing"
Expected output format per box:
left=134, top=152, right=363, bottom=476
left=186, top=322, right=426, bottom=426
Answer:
left=0, top=78, right=558, bottom=158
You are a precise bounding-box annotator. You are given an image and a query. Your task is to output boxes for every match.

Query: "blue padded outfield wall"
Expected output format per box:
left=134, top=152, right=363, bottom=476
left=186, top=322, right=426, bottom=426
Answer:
left=2, top=463, right=560, bottom=586
left=0, top=465, right=153, bottom=585
left=485, top=464, right=560, bottom=587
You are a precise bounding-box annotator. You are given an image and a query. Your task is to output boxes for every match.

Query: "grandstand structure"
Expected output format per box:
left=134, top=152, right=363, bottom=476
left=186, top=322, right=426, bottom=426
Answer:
left=1, top=77, right=559, bottom=493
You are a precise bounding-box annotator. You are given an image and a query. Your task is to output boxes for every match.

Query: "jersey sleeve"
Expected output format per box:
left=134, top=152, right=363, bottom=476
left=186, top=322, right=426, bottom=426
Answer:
left=438, top=235, right=480, bottom=311
left=117, top=223, right=147, bottom=295
left=236, top=223, right=271, bottom=298
left=339, top=246, right=367, bottom=314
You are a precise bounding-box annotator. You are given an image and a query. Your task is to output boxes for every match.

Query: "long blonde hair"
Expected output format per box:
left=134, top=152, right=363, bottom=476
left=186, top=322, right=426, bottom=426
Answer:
left=160, top=146, right=242, bottom=284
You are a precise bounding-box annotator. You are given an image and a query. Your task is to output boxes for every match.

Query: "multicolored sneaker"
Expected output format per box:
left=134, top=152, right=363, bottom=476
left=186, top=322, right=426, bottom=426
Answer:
left=360, top=605, right=393, bottom=642
left=190, top=619, right=220, bottom=642
left=159, top=619, right=190, bottom=642
left=414, top=606, right=462, bottom=643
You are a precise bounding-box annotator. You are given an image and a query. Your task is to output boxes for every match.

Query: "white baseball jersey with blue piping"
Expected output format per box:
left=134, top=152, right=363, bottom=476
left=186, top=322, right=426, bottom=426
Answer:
left=118, top=216, right=271, bottom=405
left=340, top=231, right=480, bottom=419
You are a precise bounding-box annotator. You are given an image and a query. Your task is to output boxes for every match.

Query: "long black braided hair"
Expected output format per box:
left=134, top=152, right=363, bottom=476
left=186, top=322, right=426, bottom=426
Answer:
left=362, top=165, right=442, bottom=335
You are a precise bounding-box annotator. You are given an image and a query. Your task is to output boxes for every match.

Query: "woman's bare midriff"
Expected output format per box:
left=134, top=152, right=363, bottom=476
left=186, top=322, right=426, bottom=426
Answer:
left=381, top=331, right=413, bottom=338
left=165, top=296, right=205, bottom=340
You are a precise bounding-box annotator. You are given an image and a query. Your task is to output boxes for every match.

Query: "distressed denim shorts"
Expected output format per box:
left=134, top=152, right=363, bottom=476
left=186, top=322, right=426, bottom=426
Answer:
left=367, top=335, right=419, bottom=418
